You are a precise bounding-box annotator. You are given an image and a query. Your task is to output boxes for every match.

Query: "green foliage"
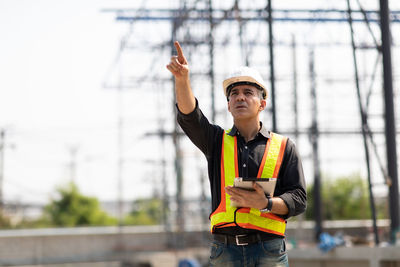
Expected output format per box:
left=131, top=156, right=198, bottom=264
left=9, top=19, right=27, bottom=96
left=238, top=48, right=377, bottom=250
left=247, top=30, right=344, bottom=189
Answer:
left=42, top=182, right=117, bottom=227
left=124, top=198, right=164, bottom=225
left=306, top=174, right=388, bottom=220
left=0, top=213, right=12, bottom=228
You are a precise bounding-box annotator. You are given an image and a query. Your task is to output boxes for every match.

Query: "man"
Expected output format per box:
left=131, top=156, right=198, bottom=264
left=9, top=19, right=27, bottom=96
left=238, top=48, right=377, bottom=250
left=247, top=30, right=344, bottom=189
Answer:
left=166, top=41, right=306, bottom=267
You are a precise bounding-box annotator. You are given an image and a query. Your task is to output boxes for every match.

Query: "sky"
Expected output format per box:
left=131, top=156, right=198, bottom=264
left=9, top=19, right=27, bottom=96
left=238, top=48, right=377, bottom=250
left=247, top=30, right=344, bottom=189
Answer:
left=0, top=0, right=134, bottom=204
left=0, top=0, right=399, bottom=209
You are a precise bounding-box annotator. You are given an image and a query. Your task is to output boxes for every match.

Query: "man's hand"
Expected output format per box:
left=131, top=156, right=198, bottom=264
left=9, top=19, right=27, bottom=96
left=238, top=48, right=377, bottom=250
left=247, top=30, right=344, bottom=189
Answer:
left=165, top=41, right=195, bottom=114
left=166, top=41, right=189, bottom=79
left=225, top=182, right=268, bottom=210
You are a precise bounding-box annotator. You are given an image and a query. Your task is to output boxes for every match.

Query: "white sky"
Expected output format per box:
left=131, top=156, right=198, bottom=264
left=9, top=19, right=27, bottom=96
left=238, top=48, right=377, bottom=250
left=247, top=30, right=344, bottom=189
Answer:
left=0, top=0, right=133, bottom=204
left=0, top=0, right=399, bottom=207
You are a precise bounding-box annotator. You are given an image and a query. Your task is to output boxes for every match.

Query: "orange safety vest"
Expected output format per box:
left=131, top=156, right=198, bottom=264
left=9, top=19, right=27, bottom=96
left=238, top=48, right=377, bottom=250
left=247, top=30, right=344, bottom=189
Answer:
left=210, top=130, right=288, bottom=236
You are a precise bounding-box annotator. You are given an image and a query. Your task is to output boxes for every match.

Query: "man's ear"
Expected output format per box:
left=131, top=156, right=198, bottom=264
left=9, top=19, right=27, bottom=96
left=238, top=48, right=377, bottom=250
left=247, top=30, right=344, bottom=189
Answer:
left=227, top=100, right=231, bottom=112
left=259, top=99, right=267, bottom=111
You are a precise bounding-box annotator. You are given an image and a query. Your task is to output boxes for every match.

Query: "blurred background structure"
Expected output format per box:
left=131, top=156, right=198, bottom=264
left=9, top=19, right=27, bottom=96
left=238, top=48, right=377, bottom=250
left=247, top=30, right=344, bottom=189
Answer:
left=0, top=0, right=400, bottom=266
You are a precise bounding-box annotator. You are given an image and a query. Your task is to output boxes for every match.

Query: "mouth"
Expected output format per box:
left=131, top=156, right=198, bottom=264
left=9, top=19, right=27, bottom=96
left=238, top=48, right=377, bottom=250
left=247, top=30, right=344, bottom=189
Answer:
left=235, top=105, right=247, bottom=109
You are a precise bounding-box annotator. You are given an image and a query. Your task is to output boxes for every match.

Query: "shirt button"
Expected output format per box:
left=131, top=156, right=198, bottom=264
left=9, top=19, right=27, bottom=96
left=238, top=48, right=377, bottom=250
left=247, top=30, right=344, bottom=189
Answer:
left=244, top=146, right=248, bottom=149
left=243, top=163, right=247, bottom=167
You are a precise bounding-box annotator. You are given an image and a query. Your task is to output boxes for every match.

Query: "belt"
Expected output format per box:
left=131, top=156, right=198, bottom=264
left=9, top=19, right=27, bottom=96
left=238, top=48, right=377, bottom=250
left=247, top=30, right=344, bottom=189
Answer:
left=213, top=233, right=271, bottom=246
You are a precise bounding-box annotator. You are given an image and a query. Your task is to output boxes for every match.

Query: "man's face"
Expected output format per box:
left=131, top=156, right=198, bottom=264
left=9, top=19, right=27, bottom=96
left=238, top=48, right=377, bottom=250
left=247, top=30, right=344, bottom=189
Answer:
left=227, top=84, right=266, bottom=120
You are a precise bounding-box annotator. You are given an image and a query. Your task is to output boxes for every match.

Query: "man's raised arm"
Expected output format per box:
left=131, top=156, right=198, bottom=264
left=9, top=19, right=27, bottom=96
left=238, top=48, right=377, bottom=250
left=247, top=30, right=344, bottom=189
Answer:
left=166, top=41, right=196, bottom=114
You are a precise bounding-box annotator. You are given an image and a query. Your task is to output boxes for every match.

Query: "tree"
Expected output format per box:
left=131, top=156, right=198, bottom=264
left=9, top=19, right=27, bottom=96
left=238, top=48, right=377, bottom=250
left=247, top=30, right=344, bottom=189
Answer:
left=306, top=174, right=388, bottom=220
left=124, top=198, right=164, bottom=225
left=0, top=213, right=11, bottom=228
left=42, top=182, right=117, bottom=227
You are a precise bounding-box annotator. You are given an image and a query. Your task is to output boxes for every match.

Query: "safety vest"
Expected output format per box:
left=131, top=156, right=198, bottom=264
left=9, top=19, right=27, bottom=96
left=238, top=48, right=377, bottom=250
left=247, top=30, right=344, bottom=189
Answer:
left=210, top=130, right=288, bottom=236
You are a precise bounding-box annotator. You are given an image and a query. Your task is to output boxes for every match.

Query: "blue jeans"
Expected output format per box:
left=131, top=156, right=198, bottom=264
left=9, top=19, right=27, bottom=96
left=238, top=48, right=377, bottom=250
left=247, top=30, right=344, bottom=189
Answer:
left=209, top=238, right=289, bottom=267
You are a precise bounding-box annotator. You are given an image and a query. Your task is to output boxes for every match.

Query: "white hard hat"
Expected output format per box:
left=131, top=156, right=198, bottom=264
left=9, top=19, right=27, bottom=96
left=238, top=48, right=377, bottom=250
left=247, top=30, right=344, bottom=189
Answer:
left=223, top=66, right=267, bottom=100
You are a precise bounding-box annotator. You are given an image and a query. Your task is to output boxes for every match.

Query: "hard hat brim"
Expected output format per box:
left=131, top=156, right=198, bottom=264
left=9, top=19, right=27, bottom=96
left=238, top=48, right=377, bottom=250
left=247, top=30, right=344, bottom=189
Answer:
left=223, top=76, right=268, bottom=99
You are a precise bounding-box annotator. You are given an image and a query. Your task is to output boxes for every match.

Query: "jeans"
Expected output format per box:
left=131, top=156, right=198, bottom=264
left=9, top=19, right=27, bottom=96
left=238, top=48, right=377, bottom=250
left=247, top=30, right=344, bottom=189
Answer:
left=209, top=238, right=289, bottom=267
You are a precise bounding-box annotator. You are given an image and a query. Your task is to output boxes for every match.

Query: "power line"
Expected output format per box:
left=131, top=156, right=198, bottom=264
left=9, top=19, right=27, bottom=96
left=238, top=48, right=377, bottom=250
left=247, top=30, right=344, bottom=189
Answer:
left=101, top=8, right=400, bottom=23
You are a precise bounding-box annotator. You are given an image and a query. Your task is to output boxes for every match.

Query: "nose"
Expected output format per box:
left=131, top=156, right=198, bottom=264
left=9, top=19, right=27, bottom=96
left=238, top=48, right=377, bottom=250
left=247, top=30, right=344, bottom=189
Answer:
left=236, top=92, right=245, bottom=101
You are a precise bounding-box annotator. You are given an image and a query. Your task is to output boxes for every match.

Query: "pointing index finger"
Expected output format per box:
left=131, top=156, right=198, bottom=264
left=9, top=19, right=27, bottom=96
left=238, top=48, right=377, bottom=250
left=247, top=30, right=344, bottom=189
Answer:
left=174, top=41, right=186, bottom=63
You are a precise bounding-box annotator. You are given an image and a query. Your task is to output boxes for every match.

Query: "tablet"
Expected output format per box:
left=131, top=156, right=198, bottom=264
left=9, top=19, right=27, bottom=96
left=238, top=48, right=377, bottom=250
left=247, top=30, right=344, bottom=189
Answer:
left=231, top=177, right=277, bottom=207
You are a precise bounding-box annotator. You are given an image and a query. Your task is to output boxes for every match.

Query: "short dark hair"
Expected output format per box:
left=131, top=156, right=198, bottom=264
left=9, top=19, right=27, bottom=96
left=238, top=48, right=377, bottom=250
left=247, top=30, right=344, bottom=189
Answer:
left=226, top=82, right=266, bottom=101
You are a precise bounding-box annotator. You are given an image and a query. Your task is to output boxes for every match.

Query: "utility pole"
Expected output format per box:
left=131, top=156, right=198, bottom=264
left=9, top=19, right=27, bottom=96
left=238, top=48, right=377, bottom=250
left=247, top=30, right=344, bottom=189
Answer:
left=292, top=35, right=299, bottom=142
left=157, top=90, right=172, bottom=246
left=117, top=47, right=124, bottom=230
left=292, top=34, right=306, bottom=240
left=171, top=19, right=185, bottom=248
left=346, top=0, right=379, bottom=245
left=379, top=0, right=400, bottom=244
left=208, top=0, right=216, bottom=123
left=236, top=0, right=249, bottom=66
left=267, top=0, right=277, bottom=132
left=0, top=130, right=5, bottom=214
left=309, top=49, right=323, bottom=241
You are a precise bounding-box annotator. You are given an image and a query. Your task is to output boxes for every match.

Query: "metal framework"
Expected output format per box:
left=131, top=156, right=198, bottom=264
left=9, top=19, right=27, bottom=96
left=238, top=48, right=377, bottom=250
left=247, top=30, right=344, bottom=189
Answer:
left=103, top=0, right=400, bottom=247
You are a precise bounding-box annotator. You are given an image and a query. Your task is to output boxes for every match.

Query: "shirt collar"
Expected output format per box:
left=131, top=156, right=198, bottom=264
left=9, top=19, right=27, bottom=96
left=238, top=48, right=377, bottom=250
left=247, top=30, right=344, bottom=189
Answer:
left=227, top=122, right=271, bottom=139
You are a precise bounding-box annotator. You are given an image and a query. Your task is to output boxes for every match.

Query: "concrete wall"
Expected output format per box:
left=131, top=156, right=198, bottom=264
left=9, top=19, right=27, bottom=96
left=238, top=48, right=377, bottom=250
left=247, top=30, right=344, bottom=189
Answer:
left=0, top=226, right=208, bottom=266
left=288, top=246, right=400, bottom=267
left=0, top=224, right=399, bottom=267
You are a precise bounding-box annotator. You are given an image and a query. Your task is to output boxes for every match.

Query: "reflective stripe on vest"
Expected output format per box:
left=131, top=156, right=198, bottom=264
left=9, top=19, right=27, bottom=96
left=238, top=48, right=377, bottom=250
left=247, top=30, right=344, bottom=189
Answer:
left=210, top=130, right=288, bottom=236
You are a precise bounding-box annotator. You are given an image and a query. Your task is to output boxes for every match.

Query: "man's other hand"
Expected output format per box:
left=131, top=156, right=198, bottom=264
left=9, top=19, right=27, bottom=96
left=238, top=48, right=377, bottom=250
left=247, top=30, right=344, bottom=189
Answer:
left=225, top=182, right=268, bottom=210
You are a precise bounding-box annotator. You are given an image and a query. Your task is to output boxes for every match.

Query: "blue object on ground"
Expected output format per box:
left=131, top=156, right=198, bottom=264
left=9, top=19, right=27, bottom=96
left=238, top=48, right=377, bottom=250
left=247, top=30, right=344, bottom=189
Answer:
left=178, top=258, right=201, bottom=267
left=319, top=232, right=345, bottom=252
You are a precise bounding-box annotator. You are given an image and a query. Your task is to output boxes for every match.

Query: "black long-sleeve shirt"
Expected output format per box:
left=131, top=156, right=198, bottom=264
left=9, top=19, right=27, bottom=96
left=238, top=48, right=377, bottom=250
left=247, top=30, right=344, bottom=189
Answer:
left=177, top=99, right=306, bottom=237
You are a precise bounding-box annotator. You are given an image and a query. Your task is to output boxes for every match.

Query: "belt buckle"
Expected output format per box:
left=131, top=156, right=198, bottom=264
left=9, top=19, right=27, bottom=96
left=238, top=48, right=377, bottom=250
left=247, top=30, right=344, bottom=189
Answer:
left=235, top=234, right=248, bottom=246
